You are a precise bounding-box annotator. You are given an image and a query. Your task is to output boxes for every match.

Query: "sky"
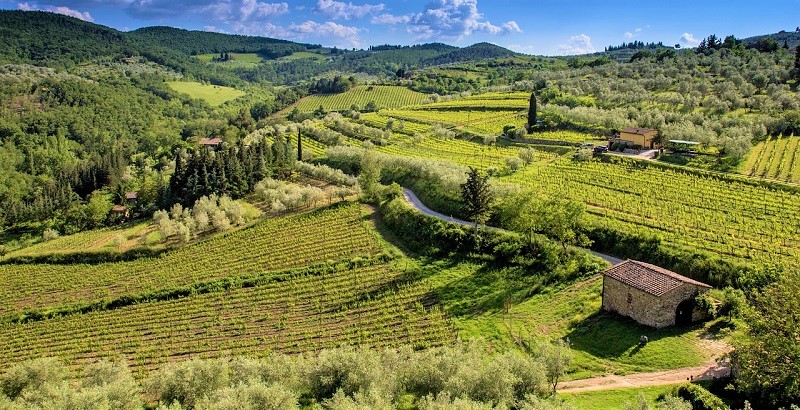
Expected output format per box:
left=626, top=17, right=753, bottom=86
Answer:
left=2, top=0, right=798, bottom=55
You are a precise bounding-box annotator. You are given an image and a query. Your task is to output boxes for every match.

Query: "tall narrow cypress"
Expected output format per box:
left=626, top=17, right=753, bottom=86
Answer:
left=527, top=93, right=537, bottom=130
left=297, top=128, right=303, bottom=161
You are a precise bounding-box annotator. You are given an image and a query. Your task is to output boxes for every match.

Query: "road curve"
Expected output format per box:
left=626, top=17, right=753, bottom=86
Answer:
left=400, top=187, right=623, bottom=265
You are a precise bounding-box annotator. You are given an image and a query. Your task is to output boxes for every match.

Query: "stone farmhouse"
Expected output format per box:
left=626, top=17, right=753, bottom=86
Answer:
left=602, top=260, right=712, bottom=328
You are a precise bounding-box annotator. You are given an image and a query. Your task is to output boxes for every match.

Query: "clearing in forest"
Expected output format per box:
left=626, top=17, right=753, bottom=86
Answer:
left=166, top=81, right=245, bottom=106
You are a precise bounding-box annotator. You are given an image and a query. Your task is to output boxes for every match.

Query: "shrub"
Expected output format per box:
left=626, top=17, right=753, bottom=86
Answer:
left=573, top=148, right=593, bottom=162
left=505, top=156, right=524, bottom=173
left=518, top=147, right=536, bottom=165
left=42, top=228, right=59, bottom=242
left=670, top=383, right=726, bottom=410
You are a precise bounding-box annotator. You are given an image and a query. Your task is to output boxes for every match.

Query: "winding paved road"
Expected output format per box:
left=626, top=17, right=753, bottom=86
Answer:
left=401, top=188, right=623, bottom=265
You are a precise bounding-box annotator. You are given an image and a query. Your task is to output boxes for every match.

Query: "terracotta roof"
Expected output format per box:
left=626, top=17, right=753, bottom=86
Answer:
left=621, top=127, right=657, bottom=135
left=111, top=205, right=128, bottom=212
left=604, top=260, right=711, bottom=297
left=199, top=137, right=223, bottom=146
left=125, top=192, right=138, bottom=200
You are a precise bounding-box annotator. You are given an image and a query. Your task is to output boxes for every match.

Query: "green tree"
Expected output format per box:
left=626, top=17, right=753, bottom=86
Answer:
left=527, top=93, right=537, bottom=130
left=538, top=197, right=589, bottom=250
left=734, top=271, right=800, bottom=407
left=541, top=339, right=572, bottom=395
left=86, top=190, right=113, bottom=229
left=358, top=150, right=382, bottom=203
left=460, top=167, right=493, bottom=225
left=363, top=100, right=377, bottom=112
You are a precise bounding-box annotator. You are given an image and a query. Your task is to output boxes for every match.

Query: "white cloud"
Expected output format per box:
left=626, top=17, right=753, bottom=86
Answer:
left=314, top=0, right=384, bottom=20
left=374, top=0, right=520, bottom=41
left=125, top=0, right=287, bottom=22
left=204, top=25, right=228, bottom=33
left=624, top=27, right=643, bottom=40
left=680, top=32, right=700, bottom=46
left=202, top=0, right=288, bottom=24
left=506, top=43, right=536, bottom=54
left=17, top=2, right=94, bottom=21
left=557, top=34, right=595, bottom=55
left=234, top=20, right=362, bottom=47
left=370, top=12, right=410, bottom=24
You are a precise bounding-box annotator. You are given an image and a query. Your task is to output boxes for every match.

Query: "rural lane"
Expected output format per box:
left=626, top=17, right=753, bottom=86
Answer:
left=400, top=188, right=623, bottom=265
left=557, top=357, right=731, bottom=393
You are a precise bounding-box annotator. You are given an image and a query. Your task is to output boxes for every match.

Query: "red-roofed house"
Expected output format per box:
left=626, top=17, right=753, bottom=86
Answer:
left=602, top=260, right=712, bottom=328
left=199, top=137, right=223, bottom=151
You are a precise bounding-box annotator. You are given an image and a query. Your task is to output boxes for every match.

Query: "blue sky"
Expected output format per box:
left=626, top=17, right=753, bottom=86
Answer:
left=2, top=0, right=798, bottom=55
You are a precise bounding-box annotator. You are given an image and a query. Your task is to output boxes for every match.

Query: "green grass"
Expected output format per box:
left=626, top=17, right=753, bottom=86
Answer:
left=293, top=85, right=427, bottom=112
left=561, top=384, right=677, bottom=409
left=280, top=51, right=325, bottom=61
left=2, top=222, right=157, bottom=260
left=413, top=260, right=712, bottom=379
left=166, top=81, right=245, bottom=106
left=193, top=53, right=265, bottom=68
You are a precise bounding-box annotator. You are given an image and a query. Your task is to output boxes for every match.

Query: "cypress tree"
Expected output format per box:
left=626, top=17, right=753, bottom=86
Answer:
left=527, top=93, right=537, bottom=130
left=297, top=128, right=303, bottom=161
left=460, top=167, right=493, bottom=226
left=794, top=45, right=800, bottom=83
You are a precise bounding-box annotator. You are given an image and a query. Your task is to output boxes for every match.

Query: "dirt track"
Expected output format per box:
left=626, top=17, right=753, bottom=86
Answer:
left=558, top=356, right=730, bottom=392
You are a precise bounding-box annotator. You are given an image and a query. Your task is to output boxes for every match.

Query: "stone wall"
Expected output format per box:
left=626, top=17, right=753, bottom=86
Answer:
left=602, top=276, right=708, bottom=328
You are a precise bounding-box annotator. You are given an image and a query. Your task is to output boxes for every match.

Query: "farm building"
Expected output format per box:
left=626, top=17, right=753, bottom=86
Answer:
left=619, top=127, right=660, bottom=149
left=199, top=137, right=223, bottom=150
left=125, top=192, right=138, bottom=205
left=602, top=260, right=711, bottom=328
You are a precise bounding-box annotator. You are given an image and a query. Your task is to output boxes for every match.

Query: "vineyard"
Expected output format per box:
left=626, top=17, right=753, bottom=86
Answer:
left=741, top=135, right=800, bottom=183
left=293, top=85, right=427, bottom=112
left=0, top=204, right=382, bottom=318
left=0, top=259, right=453, bottom=375
left=503, top=157, right=800, bottom=270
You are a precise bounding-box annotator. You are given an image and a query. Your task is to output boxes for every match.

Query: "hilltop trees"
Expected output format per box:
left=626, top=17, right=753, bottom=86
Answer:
left=793, top=44, right=800, bottom=83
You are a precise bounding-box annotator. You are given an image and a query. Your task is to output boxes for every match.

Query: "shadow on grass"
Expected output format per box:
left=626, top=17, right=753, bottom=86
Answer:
left=566, top=311, right=705, bottom=361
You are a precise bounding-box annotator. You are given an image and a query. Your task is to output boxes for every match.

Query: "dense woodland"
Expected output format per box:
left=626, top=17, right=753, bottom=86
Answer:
left=1, top=9, right=800, bottom=408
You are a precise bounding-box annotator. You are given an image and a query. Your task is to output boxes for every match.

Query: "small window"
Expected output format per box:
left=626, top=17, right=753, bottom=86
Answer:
left=627, top=293, right=633, bottom=304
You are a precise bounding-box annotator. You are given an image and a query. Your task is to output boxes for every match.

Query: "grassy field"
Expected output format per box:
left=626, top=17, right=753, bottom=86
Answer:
left=293, top=85, right=427, bottom=112
left=166, top=81, right=245, bottom=106
left=1, top=222, right=159, bottom=260
left=280, top=51, right=325, bottom=61
left=423, top=264, right=712, bottom=379
left=741, top=135, right=800, bottom=183
left=562, top=384, right=677, bottom=409
left=194, top=53, right=265, bottom=64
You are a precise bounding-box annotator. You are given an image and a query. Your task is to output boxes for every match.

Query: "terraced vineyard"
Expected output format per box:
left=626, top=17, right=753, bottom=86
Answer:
left=0, top=204, right=382, bottom=317
left=0, top=260, right=452, bottom=375
left=504, top=157, right=800, bottom=270
left=741, top=135, right=800, bottom=183
left=294, top=86, right=427, bottom=112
